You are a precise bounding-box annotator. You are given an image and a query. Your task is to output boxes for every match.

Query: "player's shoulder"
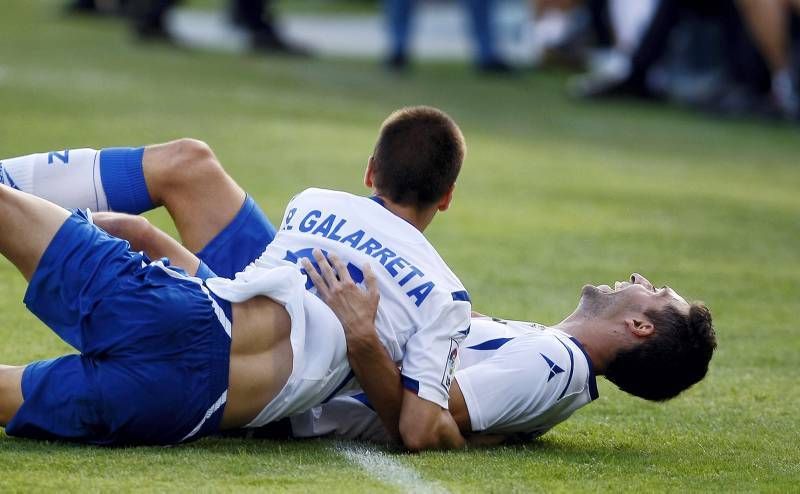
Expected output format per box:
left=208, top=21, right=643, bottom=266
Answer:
left=493, top=329, right=587, bottom=387
left=522, top=329, right=598, bottom=401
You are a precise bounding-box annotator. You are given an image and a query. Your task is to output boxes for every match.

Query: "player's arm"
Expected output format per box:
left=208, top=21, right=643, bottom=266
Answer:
left=396, top=300, right=470, bottom=451
left=399, top=390, right=465, bottom=451
left=448, top=378, right=471, bottom=431
left=448, top=378, right=509, bottom=446
left=303, top=251, right=403, bottom=442
left=305, top=250, right=467, bottom=451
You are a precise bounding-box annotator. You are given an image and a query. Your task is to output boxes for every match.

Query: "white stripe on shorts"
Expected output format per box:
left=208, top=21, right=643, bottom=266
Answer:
left=181, top=390, right=228, bottom=442
left=149, top=260, right=232, bottom=442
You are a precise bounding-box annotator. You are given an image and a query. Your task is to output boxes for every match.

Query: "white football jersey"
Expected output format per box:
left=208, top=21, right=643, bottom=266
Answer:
left=289, top=316, right=599, bottom=441
left=211, top=188, right=471, bottom=413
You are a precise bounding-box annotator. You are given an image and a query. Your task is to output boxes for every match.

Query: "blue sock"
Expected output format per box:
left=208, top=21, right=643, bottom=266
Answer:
left=99, top=147, right=155, bottom=214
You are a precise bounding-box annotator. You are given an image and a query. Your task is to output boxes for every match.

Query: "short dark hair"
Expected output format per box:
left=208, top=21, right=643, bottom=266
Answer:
left=372, top=106, right=466, bottom=208
left=605, top=303, right=717, bottom=401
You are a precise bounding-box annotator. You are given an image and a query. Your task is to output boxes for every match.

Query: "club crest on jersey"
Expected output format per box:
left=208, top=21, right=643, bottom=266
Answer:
left=441, top=338, right=459, bottom=389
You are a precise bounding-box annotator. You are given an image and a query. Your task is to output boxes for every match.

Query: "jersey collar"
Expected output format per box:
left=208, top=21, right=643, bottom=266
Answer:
left=368, top=195, right=415, bottom=227
left=569, top=336, right=600, bottom=400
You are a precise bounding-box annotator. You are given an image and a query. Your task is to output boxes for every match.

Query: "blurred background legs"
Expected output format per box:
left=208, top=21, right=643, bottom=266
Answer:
left=125, top=0, right=309, bottom=55
left=231, top=0, right=311, bottom=55
left=384, top=0, right=513, bottom=73
left=737, top=0, right=800, bottom=118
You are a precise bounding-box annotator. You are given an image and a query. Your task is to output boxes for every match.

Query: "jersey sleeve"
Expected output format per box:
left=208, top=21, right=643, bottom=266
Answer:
left=455, top=334, right=582, bottom=434
left=400, top=298, right=471, bottom=408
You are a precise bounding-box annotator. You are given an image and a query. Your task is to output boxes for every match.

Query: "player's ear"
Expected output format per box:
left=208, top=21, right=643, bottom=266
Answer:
left=437, top=183, right=455, bottom=212
left=364, top=156, right=376, bottom=188
left=625, top=317, right=655, bottom=337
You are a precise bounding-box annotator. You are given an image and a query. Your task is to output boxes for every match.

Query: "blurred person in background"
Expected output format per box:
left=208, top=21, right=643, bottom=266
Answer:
left=525, top=0, right=607, bottom=66
left=569, top=0, right=788, bottom=120
left=65, top=0, right=127, bottom=15
left=230, top=0, right=310, bottom=55
left=129, top=0, right=309, bottom=55
left=524, top=0, right=656, bottom=66
left=385, top=0, right=514, bottom=73
left=128, top=0, right=176, bottom=39
left=737, top=0, right=800, bottom=118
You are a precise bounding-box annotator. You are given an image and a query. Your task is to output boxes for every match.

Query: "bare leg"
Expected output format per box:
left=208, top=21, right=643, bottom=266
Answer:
left=0, top=186, right=70, bottom=281
left=0, top=365, right=24, bottom=426
left=141, top=139, right=247, bottom=253
left=737, top=0, right=790, bottom=73
left=93, top=212, right=201, bottom=275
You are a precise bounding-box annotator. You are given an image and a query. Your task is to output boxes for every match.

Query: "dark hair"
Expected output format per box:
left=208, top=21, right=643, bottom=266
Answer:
left=372, top=106, right=466, bottom=208
left=605, top=303, right=717, bottom=401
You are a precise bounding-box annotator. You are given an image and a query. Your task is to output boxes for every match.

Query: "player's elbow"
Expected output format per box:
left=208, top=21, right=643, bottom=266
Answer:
left=399, top=425, right=438, bottom=452
left=399, top=414, right=451, bottom=452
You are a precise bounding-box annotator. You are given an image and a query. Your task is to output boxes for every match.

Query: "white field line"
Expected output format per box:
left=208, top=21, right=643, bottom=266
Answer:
left=333, top=442, right=450, bottom=494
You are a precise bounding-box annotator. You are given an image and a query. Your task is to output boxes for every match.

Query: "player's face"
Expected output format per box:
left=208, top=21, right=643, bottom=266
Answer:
left=577, top=273, right=690, bottom=319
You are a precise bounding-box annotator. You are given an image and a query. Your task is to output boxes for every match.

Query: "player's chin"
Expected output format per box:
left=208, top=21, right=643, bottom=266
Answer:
left=580, top=284, right=602, bottom=298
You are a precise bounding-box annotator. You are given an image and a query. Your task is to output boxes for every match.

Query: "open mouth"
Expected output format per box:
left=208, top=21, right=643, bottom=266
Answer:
left=595, top=281, right=632, bottom=294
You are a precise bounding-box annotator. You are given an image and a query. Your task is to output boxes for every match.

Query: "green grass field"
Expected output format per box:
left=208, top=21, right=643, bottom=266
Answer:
left=1, top=1, right=799, bottom=492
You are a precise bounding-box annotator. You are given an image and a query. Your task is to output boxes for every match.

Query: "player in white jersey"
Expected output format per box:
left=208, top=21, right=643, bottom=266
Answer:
left=288, top=316, right=598, bottom=443
left=206, top=186, right=472, bottom=434
left=0, top=109, right=717, bottom=449
left=0, top=107, right=472, bottom=448
left=280, top=264, right=716, bottom=445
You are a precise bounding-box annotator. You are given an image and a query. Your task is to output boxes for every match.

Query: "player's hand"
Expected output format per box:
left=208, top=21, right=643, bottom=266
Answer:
left=302, top=249, right=380, bottom=349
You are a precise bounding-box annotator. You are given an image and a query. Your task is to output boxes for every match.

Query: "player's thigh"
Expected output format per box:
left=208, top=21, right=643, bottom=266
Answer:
left=24, top=209, right=148, bottom=353
left=0, top=185, right=70, bottom=281
left=3, top=356, right=105, bottom=442
left=142, top=139, right=247, bottom=253
left=3, top=355, right=222, bottom=445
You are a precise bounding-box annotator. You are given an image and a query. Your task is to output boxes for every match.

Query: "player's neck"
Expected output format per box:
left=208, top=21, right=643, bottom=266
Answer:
left=554, top=317, right=617, bottom=375
left=374, top=195, right=437, bottom=232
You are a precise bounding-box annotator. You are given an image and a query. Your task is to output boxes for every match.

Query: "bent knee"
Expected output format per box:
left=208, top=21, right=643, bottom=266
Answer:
left=172, top=138, right=215, bottom=163
left=166, top=138, right=226, bottom=182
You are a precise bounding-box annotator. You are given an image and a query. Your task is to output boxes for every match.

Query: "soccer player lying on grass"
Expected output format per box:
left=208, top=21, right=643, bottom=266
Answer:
left=277, top=265, right=717, bottom=445
left=0, top=107, right=472, bottom=448
left=0, top=107, right=717, bottom=448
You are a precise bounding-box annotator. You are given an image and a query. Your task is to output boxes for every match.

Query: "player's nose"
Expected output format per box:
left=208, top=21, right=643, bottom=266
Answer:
left=630, top=273, right=654, bottom=291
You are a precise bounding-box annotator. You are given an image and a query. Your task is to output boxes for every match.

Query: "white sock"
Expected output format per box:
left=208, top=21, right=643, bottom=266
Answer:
left=0, top=148, right=109, bottom=211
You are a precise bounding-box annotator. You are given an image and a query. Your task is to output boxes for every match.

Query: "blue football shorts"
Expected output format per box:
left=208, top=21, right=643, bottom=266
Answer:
left=194, top=195, right=277, bottom=279
left=6, top=209, right=233, bottom=445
